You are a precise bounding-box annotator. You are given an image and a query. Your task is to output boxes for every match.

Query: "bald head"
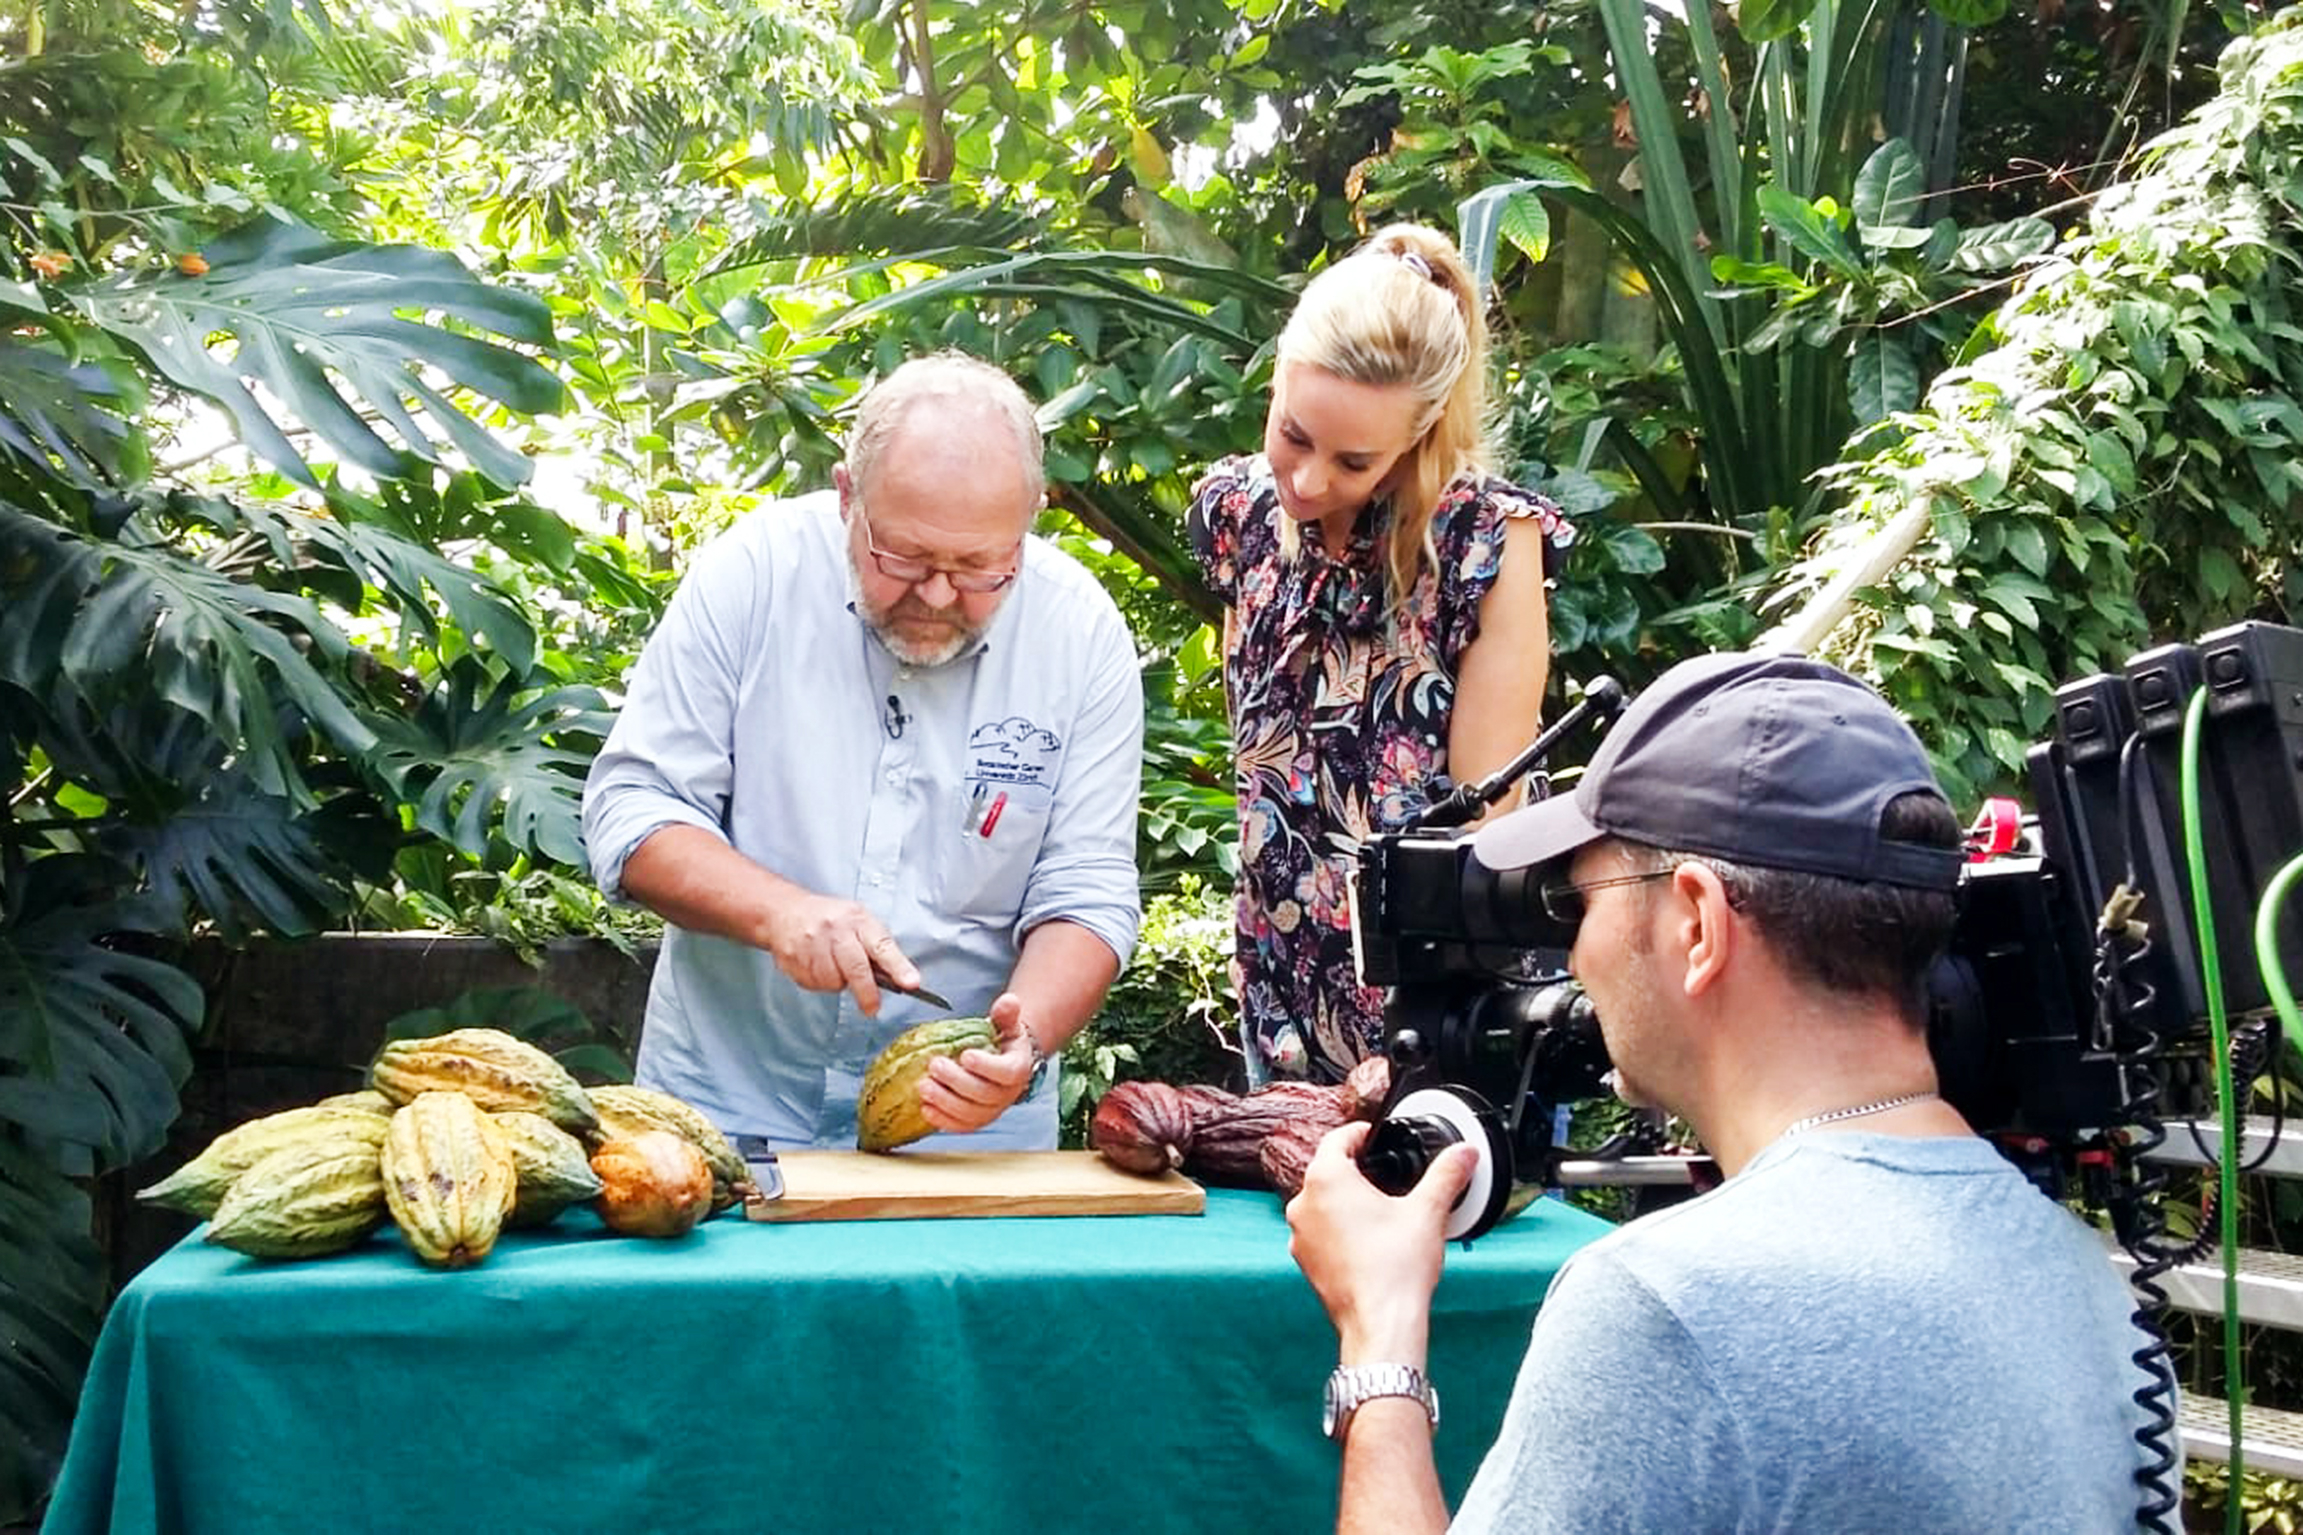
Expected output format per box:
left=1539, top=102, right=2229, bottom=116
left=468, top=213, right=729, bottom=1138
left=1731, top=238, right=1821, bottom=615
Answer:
left=846, top=352, right=1044, bottom=520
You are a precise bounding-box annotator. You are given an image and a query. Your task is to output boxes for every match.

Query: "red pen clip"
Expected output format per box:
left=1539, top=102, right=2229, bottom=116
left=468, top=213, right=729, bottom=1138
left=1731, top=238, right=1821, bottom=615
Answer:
left=978, top=790, right=1009, bottom=838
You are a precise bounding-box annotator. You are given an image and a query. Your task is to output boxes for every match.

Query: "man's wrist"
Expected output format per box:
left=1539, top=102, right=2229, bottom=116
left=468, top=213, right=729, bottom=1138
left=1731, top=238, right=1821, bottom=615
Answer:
left=1322, top=1362, right=1440, bottom=1441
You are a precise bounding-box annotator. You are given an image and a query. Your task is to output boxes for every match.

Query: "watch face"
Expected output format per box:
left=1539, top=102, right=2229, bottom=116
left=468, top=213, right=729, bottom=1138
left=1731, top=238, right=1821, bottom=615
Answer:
left=1321, top=1371, right=1345, bottom=1439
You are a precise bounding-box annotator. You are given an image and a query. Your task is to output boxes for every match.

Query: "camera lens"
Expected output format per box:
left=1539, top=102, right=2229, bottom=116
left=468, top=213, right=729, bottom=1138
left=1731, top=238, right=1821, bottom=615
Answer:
left=1357, top=1113, right=1465, bottom=1196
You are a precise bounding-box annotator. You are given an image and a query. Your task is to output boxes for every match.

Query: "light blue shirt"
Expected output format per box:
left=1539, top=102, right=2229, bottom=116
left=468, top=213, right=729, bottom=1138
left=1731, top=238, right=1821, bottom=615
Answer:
left=1451, top=1132, right=2166, bottom=1533
left=581, top=492, right=1144, bottom=1149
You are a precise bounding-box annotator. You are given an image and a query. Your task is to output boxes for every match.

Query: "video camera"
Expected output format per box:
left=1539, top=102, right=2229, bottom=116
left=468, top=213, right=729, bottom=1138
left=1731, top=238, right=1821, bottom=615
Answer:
left=1345, top=621, right=2303, bottom=1242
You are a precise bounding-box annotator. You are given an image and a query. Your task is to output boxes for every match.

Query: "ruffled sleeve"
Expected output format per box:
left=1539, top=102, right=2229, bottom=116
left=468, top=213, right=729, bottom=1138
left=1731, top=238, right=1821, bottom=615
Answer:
left=1186, top=454, right=1258, bottom=606
left=1431, top=476, right=1575, bottom=671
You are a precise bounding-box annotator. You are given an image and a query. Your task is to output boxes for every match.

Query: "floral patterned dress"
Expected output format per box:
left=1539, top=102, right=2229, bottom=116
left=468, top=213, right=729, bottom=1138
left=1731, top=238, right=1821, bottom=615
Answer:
left=1188, top=453, right=1574, bottom=1083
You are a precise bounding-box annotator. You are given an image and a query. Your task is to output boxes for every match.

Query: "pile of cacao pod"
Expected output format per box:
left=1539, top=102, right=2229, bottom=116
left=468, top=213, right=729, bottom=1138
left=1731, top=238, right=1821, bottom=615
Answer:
left=138, top=1028, right=750, bottom=1267
left=1089, top=1056, right=1390, bottom=1198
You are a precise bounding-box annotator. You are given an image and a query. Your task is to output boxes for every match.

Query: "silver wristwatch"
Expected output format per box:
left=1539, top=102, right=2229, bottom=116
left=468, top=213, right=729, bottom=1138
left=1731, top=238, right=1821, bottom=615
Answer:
left=1322, top=1362, right=1439, bottom=1440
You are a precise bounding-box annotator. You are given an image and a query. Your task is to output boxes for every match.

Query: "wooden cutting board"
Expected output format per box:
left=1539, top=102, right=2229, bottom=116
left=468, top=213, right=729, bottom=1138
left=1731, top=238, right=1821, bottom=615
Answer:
left=743, top=1150, right=1204, bottom=1222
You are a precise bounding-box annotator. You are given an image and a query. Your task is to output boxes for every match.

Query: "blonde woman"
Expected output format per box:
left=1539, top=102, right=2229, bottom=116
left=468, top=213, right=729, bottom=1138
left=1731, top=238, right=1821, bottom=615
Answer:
left=1188, top=224, right=1574, bottom=1084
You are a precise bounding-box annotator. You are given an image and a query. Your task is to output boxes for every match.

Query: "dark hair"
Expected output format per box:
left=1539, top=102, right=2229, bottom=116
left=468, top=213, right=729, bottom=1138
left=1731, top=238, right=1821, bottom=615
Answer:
left=1634, top=792, right=1963, bottom=1017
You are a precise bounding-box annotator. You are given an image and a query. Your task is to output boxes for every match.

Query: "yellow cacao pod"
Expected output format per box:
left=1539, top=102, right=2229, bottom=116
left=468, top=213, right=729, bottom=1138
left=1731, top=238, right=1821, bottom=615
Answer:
left=314, top=1088, right=396, bottom=1115
left=370, top=1028, right=598, bottom=1135
left=205, top=1138, right=388, bottom=1260
left=493, top=1110, right=605, bottom=1227
left=589, top=1084, right=746, bottom=1211
left=856, top=1017, right=999, bottom=1152
left=138, top=1104, right=392, bottom=1218
left=591, top=1131, right=714, bottom=1239
left=383, top=1090, right=517, bottom=1268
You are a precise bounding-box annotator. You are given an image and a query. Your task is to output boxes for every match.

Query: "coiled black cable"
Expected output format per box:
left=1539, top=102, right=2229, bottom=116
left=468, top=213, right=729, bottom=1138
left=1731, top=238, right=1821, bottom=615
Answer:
left=2106, top=736, right=2184, bottom=1533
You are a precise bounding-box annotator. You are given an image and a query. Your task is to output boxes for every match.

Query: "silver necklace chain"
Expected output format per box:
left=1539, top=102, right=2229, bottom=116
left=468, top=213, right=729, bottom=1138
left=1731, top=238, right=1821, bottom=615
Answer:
left=1781, top=1090, right=1939, bottom=1137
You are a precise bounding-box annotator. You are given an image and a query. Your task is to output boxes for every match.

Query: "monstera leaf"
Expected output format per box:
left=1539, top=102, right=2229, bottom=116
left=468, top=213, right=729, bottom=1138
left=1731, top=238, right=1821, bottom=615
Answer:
left=368, top=657, right=612, bottom=868
left=73, top=215, right=564, bottom=490
left=0, top=859, right=203, bottom=1169
left=0, top=1135, right=102, bottom=1523
left=0, top=337, right=144, bottom=488
left=0, top=500, right=376, bottom=802
left=0, top=859, right=200, bottom=1521
left=41, top=704, right=350, bottom=943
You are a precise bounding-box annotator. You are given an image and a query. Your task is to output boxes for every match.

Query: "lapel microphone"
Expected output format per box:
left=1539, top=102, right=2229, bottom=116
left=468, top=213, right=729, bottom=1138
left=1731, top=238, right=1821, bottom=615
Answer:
left=884, top=693, right=909, bottom=740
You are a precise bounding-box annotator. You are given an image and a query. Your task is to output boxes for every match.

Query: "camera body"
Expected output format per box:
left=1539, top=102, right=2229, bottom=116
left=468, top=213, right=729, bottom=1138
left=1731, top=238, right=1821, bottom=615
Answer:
left=1349, top=621, right=2303, bottom=1239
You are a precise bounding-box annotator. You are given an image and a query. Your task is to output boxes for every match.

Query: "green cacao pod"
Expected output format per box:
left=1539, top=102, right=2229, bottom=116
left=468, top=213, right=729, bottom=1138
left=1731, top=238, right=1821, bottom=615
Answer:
left=383, top=1090, right=518, bottom=1268
left=856, top=1016, right=999, bottom=1152
left=493, top=1110, right=605, bottom=1227
left=138, top=1104, right=392, bottom=1218
left=370, top=1028, right=598, bottom=1135
left=590, top=1084, right=746, bottom=1211
left=205, top=1138, right=388, bottom=1260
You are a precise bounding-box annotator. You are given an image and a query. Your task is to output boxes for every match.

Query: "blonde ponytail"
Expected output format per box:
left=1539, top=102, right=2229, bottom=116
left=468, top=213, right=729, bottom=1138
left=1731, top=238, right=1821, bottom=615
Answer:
left=1274, top=223, right=1492, bottom=608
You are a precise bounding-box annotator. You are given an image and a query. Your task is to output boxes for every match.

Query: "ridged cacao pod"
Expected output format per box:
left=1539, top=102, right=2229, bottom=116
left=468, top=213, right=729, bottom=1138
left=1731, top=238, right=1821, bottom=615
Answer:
left=1182, top=1084, right=1349, bottom=1188
left=1090, top=1082, right=1196, bottom=1174
left=314, top=1088, right=397, bottom=1116
left=1338, top=1056, right=1392, bottom=1120
left=855, top=1016, right=999, bottom=1152
left=205, top=1138, right=389, bottom=1259
left=493, top=1110, right=605, bottom=1227
left=383, top=1090, right=518, bottom=1268
left=138, top=1104, right=392, bottom=1218
left=1256, top=1120, right=1331, bottom=1199
left=370, top=1028, right=599, bottom=1135
left=589, top=1084, right=746, bottom=1211
left=592, top=1131, right=714, bottom=1238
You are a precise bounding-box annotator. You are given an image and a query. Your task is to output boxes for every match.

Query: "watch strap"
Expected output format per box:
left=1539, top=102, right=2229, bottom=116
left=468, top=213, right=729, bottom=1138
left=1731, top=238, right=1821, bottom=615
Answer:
left=1324, top=1362, right=1439, bottom=1440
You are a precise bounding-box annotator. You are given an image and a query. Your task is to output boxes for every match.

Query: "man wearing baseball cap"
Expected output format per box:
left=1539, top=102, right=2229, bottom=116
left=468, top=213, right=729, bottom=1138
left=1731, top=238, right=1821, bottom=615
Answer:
left=1286, top=652, right=2166, bottom=1532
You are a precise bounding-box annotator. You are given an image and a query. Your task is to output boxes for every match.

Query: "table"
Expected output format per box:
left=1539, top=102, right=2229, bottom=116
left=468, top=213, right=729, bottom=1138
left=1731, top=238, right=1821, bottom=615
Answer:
left=44, top=1187, right=1610, bottom=1535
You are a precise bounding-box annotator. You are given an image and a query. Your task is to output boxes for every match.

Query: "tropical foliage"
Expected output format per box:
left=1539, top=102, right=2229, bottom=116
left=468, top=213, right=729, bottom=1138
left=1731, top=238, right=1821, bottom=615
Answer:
left=1777, top=14, right=2303, bottom=800
left=0, top=0, right=2290, bottom=1519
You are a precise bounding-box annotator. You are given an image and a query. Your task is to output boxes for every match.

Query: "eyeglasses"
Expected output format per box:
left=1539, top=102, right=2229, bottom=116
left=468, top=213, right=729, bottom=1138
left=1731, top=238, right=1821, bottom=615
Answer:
left=1537, top=869, right=1676, bottom=933
left=854, top=502, right=1021, bottom=595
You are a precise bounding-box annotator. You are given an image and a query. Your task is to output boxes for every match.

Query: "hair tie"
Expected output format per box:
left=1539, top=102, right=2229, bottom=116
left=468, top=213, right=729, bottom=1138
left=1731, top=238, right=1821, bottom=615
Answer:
left=1396, top=249, right=1435, bottom=282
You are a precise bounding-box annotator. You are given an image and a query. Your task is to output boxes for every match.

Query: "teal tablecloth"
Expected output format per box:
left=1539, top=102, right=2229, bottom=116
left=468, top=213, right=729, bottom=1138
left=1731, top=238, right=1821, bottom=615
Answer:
left=45, top=1187, right=1609, bottom=1535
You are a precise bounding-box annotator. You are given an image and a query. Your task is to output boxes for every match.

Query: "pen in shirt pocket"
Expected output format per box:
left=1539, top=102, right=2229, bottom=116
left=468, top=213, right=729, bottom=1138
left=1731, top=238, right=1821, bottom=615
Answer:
left=964, top=780, right=988, bottom=831
left=979, top=790, right=1009, bottom=838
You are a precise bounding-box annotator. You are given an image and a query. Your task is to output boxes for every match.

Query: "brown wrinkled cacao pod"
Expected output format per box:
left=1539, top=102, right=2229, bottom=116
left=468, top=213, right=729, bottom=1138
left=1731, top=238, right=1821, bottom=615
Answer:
left=1338, top=1055, right=1392, bottom=1120
left=1182, top=1086, right=1349, bottom=1188
left=1089, top=1082, right=1197, bottom=1175
left=1257, top=1120, right=1331, bottom=1199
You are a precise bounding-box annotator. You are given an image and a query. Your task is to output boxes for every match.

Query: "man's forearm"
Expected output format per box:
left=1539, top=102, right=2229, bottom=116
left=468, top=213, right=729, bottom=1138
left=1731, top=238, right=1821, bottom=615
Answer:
left=1338, top=1401, right=1452, bottom=1535
left=618, top=824, right=795, bottom=949
left=1008, top=919, right=1122, bottom=1050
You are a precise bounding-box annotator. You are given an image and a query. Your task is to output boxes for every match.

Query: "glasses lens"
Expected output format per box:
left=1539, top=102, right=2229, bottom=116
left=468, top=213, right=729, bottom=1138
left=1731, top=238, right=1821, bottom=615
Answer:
left=944, top=569, right=1013, bottom=594
left=875, top=551, right=933, bottom=582
left=1540, top=884, right=1587, bottom=928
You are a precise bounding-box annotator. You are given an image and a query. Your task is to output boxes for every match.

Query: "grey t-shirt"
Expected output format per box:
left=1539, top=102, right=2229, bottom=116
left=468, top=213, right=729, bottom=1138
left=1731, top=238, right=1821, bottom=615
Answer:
left=1451, top=1133, right=2167, bottom=1533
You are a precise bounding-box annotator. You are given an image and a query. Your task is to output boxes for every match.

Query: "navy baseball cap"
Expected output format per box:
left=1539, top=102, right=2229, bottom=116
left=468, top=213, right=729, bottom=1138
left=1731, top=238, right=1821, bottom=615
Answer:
left=1473, top=652, right=1964, bottom=891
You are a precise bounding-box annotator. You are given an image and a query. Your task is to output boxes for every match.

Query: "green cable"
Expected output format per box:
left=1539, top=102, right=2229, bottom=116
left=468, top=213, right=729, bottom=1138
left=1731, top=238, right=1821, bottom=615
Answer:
left=2261, top=857, right=2303, bottom=1060
left=2179, top=688, right=2243, bottom=1524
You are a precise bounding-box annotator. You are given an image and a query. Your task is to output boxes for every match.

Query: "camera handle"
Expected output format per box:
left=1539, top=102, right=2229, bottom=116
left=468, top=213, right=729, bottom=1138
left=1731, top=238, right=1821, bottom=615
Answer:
left=1407, top=677, right=1627, bottom=832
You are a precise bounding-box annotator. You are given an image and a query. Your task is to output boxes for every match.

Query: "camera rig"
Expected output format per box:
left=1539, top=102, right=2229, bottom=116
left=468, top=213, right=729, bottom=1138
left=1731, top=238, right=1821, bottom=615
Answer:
left=1345, top=620, right=2303, bottom=1247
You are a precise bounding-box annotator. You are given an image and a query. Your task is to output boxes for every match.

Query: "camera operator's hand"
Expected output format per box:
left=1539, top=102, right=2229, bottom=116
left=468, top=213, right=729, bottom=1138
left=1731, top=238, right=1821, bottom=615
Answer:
left=760, top=887, right=918, bottom=1016
left=1287, top=1123, right=1479, bottom=1367
left=918, top=992, right=1038, bottom=1133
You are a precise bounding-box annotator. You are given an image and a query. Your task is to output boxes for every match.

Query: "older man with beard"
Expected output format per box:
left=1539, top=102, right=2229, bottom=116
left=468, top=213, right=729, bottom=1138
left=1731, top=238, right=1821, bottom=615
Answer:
left=582, top=352, right=1143, bottom=1150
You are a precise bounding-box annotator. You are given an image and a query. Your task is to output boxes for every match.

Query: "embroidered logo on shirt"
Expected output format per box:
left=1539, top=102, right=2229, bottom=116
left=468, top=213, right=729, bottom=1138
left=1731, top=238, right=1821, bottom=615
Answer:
left=969, top=716, right=1063, bottom=787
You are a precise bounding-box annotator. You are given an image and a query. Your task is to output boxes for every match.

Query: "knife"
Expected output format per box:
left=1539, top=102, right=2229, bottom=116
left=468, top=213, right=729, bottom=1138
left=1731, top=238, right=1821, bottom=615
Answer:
left=872, top=967, right=953, bottom=1011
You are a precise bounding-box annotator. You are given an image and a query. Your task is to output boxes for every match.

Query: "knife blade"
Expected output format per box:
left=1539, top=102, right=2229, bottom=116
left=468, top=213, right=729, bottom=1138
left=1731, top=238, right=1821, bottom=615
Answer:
left=872, top=968, right=953, bottom=1011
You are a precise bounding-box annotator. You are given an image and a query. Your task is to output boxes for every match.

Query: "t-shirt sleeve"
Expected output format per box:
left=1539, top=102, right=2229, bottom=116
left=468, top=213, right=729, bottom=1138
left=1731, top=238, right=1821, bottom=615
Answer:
left=1447, top=1248, right=1753, bottom=1535
left=1434, top=479, right=1570, bottom=672
left=1186, top=455, right=1254, bottom=606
